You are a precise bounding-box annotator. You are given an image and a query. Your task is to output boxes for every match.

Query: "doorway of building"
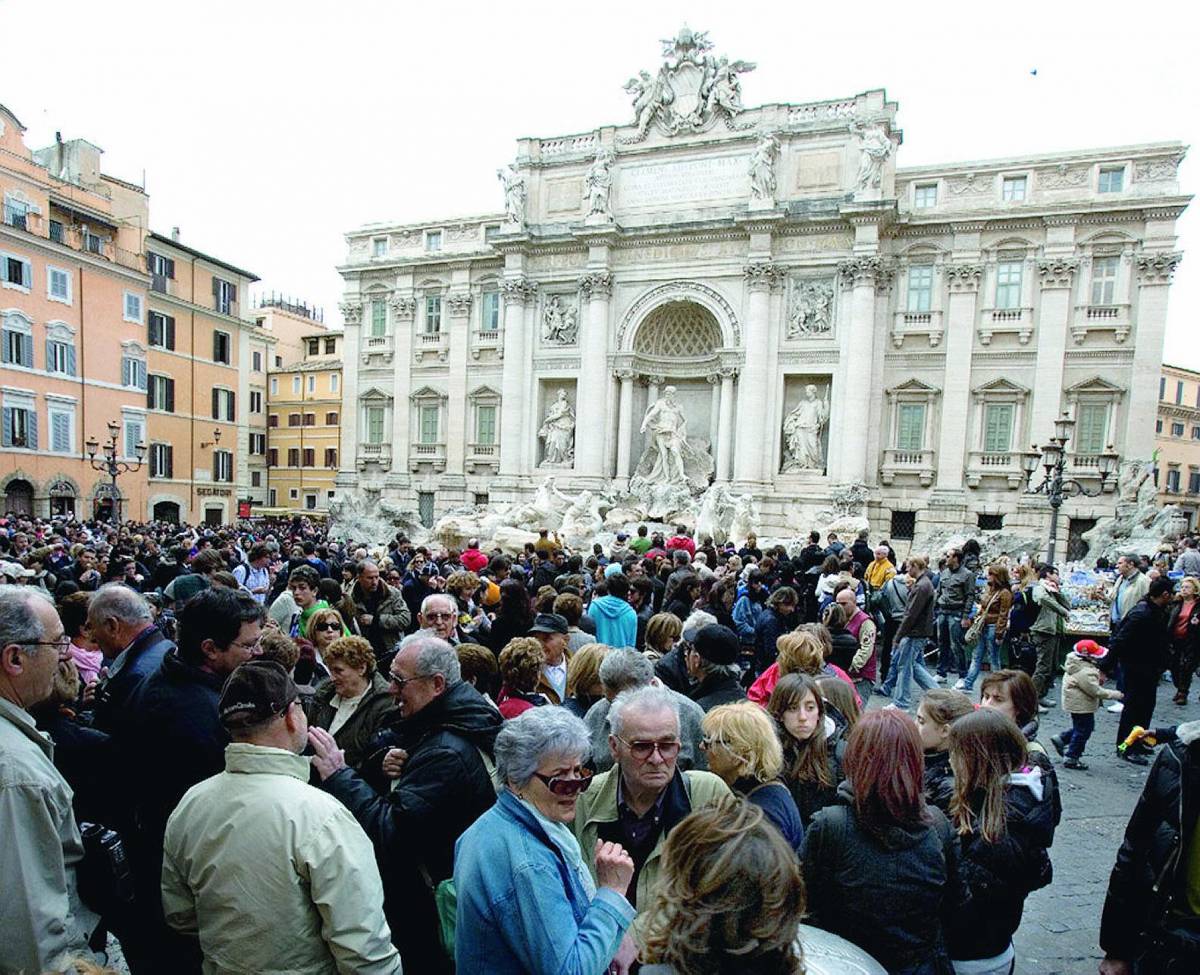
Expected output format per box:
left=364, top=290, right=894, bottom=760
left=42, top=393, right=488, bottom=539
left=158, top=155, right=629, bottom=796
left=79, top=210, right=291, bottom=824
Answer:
left=153, top=501, right=181, bottom=524
left=3, top=479, right=33, bottom=517
left=204, top=507, right=223, bottom=527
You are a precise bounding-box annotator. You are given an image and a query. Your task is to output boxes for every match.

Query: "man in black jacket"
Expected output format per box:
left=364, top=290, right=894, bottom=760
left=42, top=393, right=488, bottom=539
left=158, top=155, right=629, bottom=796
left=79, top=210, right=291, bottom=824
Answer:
left=1105, top=578, right=1174, bottom=764
left=310, top=634, right=502, bottom=975
left=1099, top=719, right=1200, bottom=973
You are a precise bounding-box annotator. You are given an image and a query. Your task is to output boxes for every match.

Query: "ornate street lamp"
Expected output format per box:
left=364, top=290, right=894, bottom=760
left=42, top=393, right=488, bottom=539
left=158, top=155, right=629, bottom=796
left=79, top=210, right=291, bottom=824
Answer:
left=86, top=421, right=146, bottom=525
left=1023, top=411, right=1118, bottom=563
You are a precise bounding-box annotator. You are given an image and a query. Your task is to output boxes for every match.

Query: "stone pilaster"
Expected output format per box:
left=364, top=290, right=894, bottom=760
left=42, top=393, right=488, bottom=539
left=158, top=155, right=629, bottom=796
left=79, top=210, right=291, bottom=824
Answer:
left=832, top=257, right=885, bottom=484
left=443, top=293, right=472, bottom=480
left=733, top=262, right=783, bottom=484
left=336, top=300, right=362, bottom=488
left=1028, top=259, right=1079, bottom=448
left=614, top=369, right=635, bottom=483
left=388, top=294, right=417, bottom=476
left=1125, top=252, right=1182, bottom=454
left=934, top=264, right=982, bottom=492
left=498, top=278, right=536, bottom=477
left=576, top=271, right=612, bottom=479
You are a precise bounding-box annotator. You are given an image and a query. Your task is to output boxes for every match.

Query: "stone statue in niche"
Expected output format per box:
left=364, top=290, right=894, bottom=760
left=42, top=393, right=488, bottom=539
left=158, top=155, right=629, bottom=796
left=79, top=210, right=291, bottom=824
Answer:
left=497, top=165, right=526, bottom=226
left=583, top=148, right=615, bottom=220
left=542, top=296, right=579, bottom=345
left=630, top=385, right=714, bottom=497
left=788, top=280, right=834, bottom=337
left=850, top=121, right=892, bottom=195
left=782, top=384, right=830, bottom=472
left=748, top=132, right=779, bottom=202
left=538, top=389, right=576, bottom=467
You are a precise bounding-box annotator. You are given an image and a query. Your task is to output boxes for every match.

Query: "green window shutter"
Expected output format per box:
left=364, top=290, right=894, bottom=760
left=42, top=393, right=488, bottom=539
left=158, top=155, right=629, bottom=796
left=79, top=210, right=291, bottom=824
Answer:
left=983, top=404, right=1013, bottom=453
left=897, top=404, right=925, bottom=451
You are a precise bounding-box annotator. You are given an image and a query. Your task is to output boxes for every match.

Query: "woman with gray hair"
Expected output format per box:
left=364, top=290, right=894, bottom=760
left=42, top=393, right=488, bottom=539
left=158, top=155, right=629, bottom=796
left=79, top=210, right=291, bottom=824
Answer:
left=454, top=706, right=636, bottom=974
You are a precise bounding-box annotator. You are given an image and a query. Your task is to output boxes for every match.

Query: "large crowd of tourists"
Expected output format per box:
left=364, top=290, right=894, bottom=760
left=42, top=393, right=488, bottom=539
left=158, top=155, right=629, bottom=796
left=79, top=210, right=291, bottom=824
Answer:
left=1, top=512, right=1199, bottom=974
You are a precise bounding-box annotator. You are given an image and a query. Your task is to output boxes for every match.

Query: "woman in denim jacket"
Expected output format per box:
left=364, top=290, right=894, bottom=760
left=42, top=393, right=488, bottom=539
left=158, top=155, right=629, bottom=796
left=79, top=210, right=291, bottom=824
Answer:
left=454, top=707, right=637, bottom=975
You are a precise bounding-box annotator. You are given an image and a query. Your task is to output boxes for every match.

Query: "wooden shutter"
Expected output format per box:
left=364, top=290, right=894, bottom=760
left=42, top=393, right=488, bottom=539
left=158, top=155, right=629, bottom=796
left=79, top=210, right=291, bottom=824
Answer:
left=983, top=405, right=1013, bottom=453
left=166, top=379, right=175, bottom=413
left=21, top=333, right=32, bottom=368
left=166, top=316, right=176, bottom=349
left=897, top=404, right=925, bottom=451
left=45, top=337, right=54, bottom=371
left=66, top=345, right=76, bottom=376
left=227, top=391, right=235, bottom=421
left=212, top=388, right=219, bottom=419
left=27, top=409, right=38, bottom=449
left=122, top=357, right=132, bottom=388
left=146, top=379, right=156, bottom=410
left=1, top=407, right=11, bottom=446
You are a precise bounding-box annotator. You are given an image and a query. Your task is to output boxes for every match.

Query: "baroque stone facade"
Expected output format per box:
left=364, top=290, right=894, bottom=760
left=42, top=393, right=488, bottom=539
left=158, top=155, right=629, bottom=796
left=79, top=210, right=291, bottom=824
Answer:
left=336, top=28, right=1188, bottom=548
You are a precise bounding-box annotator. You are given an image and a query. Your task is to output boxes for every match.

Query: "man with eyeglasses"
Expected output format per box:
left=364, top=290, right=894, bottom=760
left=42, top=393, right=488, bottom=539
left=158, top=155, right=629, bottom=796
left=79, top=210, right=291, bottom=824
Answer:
left=574, top=684, right=729, bottom=913
left=417, top=593, right=462, bottom=645
left=308, top=633, right=503, bottom=974
left=119, top=587, right=265, bottom=974
left=0, top=585, right=98, bottom=974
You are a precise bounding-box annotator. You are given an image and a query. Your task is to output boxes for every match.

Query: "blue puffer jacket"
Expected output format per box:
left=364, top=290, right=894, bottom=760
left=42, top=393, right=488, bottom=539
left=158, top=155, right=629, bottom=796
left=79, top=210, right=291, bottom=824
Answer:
left=454, top=788, right=635, bottom=975
left=732, top=593, right=764, bottom=644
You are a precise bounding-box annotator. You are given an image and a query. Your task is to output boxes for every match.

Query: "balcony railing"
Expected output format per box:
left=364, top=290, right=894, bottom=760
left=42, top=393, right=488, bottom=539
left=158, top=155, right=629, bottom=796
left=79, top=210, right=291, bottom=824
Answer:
left=880, top=448, right=936, bottom=486
left=1071, top=303, right=1131, bottom=344
left=409, top=442, right=447, bottom=473
left=890, top=310, right=944, bottom=348
left=978, top=307, right=1034, bottom=346
left=357, top=442, right=392, bottom=470
left=966, top=450, right=1024, bottom=489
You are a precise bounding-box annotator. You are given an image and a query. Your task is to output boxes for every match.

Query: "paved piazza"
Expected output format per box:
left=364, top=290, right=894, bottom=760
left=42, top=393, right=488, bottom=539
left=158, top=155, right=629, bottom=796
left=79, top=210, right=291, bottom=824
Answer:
left=337, top=26, right=1186, bottom=548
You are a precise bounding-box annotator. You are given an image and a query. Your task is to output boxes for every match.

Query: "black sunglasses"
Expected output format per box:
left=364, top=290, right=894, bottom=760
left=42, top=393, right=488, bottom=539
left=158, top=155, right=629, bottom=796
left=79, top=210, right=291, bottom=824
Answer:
left=314, top=621, right=341, bottom=632
left=532, top=768, right=594, bottom=797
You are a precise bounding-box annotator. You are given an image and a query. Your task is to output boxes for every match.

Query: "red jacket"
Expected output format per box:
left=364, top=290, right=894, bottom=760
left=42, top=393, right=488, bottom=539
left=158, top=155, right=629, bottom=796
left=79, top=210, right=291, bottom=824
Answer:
left=461, top=548, right=489, bottom=573
left=665, top=535, right=696, bottom=557
left=748, top=661, right=862, bottom=709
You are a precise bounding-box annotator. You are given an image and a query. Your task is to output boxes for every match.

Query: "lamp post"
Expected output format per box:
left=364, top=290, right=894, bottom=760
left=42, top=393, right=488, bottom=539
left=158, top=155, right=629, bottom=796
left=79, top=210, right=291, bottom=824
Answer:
left=86, top=421, right=146, bottom=525
left=1021, top=411, right=1119, bottom=563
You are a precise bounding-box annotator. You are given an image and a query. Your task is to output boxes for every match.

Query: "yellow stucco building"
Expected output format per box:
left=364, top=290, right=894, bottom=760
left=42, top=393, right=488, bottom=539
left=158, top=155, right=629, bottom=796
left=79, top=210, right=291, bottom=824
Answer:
left=1157, top=363, right=1200, bottom=528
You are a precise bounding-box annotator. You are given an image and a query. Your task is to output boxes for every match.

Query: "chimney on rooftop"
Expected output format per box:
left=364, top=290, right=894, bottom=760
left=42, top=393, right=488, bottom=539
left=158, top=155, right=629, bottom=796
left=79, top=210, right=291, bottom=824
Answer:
left=171, top=226, right=180, bottom=241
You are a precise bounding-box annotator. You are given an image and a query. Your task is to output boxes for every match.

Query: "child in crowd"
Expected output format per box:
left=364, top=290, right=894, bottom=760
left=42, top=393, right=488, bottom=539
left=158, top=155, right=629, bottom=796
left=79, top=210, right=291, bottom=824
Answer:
left=1051, top=638, right=1123, bottom=770
left=767, top=673, right=847, bottom=826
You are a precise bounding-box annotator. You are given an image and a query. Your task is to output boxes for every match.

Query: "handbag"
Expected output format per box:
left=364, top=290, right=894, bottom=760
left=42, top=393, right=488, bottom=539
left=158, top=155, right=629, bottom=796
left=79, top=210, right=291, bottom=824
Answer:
left=964, top=591, right=999, bottom=648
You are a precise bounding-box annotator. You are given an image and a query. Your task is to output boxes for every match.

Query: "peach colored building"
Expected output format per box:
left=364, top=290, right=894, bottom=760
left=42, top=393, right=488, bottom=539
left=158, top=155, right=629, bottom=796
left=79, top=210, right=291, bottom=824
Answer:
left=1157, top=363, right=1200, bottom=528
left=143, top=231, right=264, bottom=525
left=1, top=105, right=152, bottom=520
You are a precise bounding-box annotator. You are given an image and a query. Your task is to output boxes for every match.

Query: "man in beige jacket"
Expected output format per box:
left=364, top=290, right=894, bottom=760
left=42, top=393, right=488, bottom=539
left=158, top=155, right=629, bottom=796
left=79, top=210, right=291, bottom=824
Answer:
left=162, top=660, right=401, bottom=975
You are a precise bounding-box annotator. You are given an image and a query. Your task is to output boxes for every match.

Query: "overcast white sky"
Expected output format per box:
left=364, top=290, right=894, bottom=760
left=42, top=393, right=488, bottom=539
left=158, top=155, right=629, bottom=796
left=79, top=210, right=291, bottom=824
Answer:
left=2, top=0, right=1196, bottom=365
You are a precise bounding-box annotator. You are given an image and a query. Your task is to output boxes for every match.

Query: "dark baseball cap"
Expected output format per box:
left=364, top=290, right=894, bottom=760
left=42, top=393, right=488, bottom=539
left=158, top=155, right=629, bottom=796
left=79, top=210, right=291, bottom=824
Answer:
left=529, top=613, right=569, bottom=635
left=692, top=624, right=740, bottom=665
left=219, top=660, right=298, bottom=730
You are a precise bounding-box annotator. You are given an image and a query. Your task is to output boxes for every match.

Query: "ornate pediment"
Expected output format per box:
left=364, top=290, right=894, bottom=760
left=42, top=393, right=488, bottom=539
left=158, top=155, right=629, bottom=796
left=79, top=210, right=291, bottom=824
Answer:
left=971, top=377, right=1030, bottom=401
left=1065, top=376, right=1126, bottom=399
left=886, top=378, right=941, bottom=400
left=359, top=386, right=393, bottom=403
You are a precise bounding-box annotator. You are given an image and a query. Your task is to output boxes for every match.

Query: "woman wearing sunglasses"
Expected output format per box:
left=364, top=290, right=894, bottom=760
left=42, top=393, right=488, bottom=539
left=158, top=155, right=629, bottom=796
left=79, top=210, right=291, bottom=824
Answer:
left=455, top=706, right=637, bottom=975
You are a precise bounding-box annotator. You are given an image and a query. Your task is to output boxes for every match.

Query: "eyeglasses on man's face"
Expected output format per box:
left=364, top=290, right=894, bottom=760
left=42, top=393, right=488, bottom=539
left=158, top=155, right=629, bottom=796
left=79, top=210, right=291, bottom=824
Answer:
left=388, top=672, right=432, bottom=691
left=15, top=633, right=70, bottom=652
left=615, top=736, right=681, bottom=762
left=423, top=611, right=455, bottom=621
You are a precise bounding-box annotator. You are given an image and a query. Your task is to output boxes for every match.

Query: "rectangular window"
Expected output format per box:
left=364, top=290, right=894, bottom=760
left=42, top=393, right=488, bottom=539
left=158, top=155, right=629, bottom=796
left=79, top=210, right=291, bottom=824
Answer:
left=1176, top=380, right=1185, bottom=405
left=1090, top=255, right=1119, bottom=305
left=330, top=373, right=339, bottom=393
left=3, top=254, right=32, bottom=289
left=324, top=337, right=335, bottom=354
left=419, top=405, right=439, bottom=444
left=1193, top=426, right=1200, bottom=440
left=212, top=330, right=231, bottom=364
left=307, top=375, right=315, bottom=394
left=47, top=267, right=71, bottom=303
left=269, top=488, right=277, bottom=505
left=211, top=388, right=235, bottom=422
left=1, top=405, right=35, bottom=448
left=148, top=311, right=176, bottom=350
left=325, top=411, right=338, bottom=425
left=150, top=443, right=174, bottom=478
left=425, top=296, right=441, bottom=333
left=305, top=494, right=317, bottom=510
left=474, top=492, right=490, bottom=507
left=252, top=350, right=262, bottom=372
left=324, top=448, right=338, bottom=468
left=249, top=390, right=263, bottom=413
left=1001, top=175, right=1027, bottom=202
left=982, top=403, right=1014, bottom=453
left=1167, top=468, right=1182, bottom=493
left=481, top=290, right=501, bottom=331
left=46, top=340, right=74, bottom=375
left=268, top=414, right=279, bottom=428
left=3, top=198, right=28, bottom=229
left=1190, top=471, right=1200, bottom=494
left=1075, top=403, right=1109, bottom=455
left=307, top=338, right=320, bottom=356
left=896, top=403, right=925, bottom=451
left=1098, top=167, right=1125, bottom=193
left=270, top=377, right=278, bottom=395
left=85, top=231, right=105, bottom=254
left=289, top=489, right=299, bottom=500
left=1161, top=376, right=1167, bottom=400
left=369, top=299, right=387, bottom=336
left=1172, top=422, right=1185, bottom=437
left=288, top=413, right=300, bottom=427
left=213, top=450, right=233, bottom=483
left=48, top=220, right=64, bottom=244
left=906, top=265, right=933, bottom=313
left=978, top=513, right=1004, bottom=531
left=287, top=448, right=300, bottom=467
left=366, top=406, right=385, bottom=444
left=476, top=404, right=497, bottom=445
left=213, top=277, right=236, bottom=315
left=913, top=184, right=937, bottom=208
left=372, top=237, right=387, bottom=257
left=426, top=231, right=442, bottom=252
left=2, top=327, right=32, bottom=367
left=1157, top=419, right=1164, bottom=433
left=890, top=510, right=916, bottom=541
left=302, top=448, right=315, bottom=467
left=123, top=418, right=144, bottom=458
left=147, top=374, right=175, bottom=412
left=121, top=357, right=147, bottom=390
left=274, top=355, right=282, bottom=368
left=995, top=260, right=1023, bottom=310
left=267, top=449, right=278, bottom=467
left=147, top=252, right=175, bottom=279
left=303, top=412, right=315, bottom=426
left=48, top=410, right=72, bottom=454
left=292, top=375, right=301, bottom=395
left=251, top=471, right=262, bottom=487
left=123, top=292, right=143, bottom=323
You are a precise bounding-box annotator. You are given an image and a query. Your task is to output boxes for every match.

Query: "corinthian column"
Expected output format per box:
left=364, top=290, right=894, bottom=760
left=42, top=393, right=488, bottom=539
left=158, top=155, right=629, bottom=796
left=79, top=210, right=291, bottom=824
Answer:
left=935, top=264, right=982, bottom=491
left=834, top=257, right=884, bottom=484
left=1029, top=259, right=1079, bottom=448
left=615, top=369, right=635, bottom=482
left=444, top=292, right=472, bottom=477
left=498, top=278, right=536, bottom=476
left=1126, top=252, right=1182, bottom=450
left=733, top=262, right=782, bottom=484
left=575, top=272, right=613, bottom=479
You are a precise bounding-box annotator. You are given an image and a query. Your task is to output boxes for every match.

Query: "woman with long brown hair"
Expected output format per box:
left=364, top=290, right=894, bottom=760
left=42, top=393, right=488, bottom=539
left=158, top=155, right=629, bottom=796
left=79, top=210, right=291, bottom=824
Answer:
left=945, top=709, right=1055, bottom=975
left=958, top=563, right=1014, bottom=692
left=802, top=709, right=960, bottom=975
left=639, top=799, right=807, bottom=975
left=768, top=673, right=846, bottom=826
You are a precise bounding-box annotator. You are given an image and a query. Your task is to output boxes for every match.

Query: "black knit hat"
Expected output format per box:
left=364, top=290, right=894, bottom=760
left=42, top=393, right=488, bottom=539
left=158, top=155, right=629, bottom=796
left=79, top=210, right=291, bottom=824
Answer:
left=219, top=660, right=298, bottom=730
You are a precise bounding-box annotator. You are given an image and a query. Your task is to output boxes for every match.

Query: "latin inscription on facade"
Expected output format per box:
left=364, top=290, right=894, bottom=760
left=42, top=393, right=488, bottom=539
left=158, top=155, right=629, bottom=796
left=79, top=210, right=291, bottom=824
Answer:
left=617, top=154, right=749, bottom=209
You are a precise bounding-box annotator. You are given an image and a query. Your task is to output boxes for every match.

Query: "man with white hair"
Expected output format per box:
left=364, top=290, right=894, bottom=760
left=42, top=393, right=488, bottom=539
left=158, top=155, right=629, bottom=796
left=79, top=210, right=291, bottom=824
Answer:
left=573, top=684, right=729, bottom=909
left=90, top=582, right=173, bottom=736
left=583, top=648, right=708, bottom=773
left=0, top=586, right=98, bottom=973
left=309, top=634, right=503, bottom=974
left=418, top=592, right=462, bottom=644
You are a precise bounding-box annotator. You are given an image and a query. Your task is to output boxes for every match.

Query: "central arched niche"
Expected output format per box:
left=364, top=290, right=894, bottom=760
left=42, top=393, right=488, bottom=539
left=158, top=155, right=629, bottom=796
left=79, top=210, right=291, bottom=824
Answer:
left=632, top=300, right=723, bottom=361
